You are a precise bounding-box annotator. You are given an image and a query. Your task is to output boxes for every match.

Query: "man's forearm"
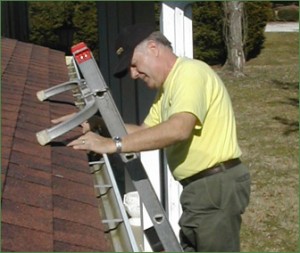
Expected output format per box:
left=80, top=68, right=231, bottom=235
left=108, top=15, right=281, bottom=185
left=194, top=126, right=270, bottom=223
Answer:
left=121, top=112, right=197, bottom=153
left=125, top=123, right=148, bottom=134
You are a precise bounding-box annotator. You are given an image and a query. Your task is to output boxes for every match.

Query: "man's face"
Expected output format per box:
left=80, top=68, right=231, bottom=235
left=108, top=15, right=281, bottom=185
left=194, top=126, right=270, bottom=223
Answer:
left=129, top=41, right=163, bottom=89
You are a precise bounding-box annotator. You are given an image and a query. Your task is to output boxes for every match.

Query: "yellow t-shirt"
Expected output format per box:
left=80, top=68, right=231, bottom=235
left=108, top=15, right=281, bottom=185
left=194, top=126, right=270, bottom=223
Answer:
left=144, top=57, right=242, bottom=180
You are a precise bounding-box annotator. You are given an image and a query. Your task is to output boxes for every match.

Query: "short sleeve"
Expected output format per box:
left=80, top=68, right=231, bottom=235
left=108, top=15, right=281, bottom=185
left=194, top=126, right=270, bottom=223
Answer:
left=168, top=61, right=212, bottom=127
left=143, top=90, right=163, bottom=127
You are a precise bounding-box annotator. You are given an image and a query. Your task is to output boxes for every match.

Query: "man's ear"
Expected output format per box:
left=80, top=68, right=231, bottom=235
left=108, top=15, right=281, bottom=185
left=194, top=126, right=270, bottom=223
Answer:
left=147, top=40, right=159, bottom=56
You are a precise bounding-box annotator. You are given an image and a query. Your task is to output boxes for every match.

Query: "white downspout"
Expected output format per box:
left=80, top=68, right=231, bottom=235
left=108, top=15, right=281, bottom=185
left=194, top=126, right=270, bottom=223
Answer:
left=160, top=1, right=193, bottom=239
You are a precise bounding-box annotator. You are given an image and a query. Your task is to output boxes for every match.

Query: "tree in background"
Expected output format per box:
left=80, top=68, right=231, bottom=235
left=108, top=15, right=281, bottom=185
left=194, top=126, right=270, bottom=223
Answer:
left=243, top=1, right=273, bottom=60
left=29, top=2, right=98, bottom=57
left=192, top=1, right=272, bottom=66
left=72, top=2, right=98, bottom=58
left=223, top=1, right=246, bottom=77
left=29, top=1, right=272, bottom=69
left=192, top=2, right=226, bottom=65
left=29, top=2, right=73, bottom=51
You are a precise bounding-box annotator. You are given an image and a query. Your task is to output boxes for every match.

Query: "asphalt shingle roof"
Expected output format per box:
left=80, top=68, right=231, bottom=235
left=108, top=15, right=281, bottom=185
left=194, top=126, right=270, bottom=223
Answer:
left=1, top=37, right=111, bottom=252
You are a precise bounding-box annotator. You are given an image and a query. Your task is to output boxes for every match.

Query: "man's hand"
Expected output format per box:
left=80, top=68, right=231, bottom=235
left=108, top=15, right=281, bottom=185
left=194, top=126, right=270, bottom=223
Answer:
left=51, top=112, right=103, bottom=134
left=67, top=131, right=116, bottom=154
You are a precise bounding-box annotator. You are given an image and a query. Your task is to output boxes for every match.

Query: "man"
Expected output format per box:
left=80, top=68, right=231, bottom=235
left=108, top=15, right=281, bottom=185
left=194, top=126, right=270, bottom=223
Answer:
left=67, top=23, right=251, bottom=252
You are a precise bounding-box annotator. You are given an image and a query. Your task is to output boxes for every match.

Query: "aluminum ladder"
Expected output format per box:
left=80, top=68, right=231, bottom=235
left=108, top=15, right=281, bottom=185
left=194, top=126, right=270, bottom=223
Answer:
left=36, top=42, right=183, bottom=252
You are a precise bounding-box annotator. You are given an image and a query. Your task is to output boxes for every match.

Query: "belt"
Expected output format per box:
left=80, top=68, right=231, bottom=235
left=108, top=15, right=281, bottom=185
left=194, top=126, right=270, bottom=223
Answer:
left=180, top=158, right=241, bottom=187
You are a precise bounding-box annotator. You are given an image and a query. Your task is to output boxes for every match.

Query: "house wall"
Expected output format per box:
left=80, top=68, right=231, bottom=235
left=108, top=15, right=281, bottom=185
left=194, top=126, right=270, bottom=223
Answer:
left=96, top=1, right=157, bottom=125
left=1, top=1, right=29, bottom=42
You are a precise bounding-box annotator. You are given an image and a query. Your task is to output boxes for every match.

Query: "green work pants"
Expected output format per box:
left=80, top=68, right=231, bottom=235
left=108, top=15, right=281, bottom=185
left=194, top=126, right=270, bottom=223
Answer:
left=179, top=163, right=251, bottom=252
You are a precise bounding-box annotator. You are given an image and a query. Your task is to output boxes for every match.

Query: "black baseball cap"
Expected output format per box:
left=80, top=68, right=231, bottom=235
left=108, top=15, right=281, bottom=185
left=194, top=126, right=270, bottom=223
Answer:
left=113, top=23, right=156, bottom=78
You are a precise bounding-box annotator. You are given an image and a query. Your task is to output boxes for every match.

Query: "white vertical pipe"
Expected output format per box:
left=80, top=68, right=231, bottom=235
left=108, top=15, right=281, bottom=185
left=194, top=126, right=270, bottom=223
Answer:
left=160, top=1, right=193, bottom=240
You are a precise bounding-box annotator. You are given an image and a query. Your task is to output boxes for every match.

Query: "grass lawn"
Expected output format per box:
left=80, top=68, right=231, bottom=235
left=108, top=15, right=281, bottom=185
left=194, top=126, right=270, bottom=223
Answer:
left=217, top=32, right=299, bottom=252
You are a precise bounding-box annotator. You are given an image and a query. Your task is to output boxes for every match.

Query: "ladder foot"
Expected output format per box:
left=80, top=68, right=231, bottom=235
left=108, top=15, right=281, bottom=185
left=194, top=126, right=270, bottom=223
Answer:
left=36, top=90, right=46, bottom=101
left=36, top=130, right=50, bottom=146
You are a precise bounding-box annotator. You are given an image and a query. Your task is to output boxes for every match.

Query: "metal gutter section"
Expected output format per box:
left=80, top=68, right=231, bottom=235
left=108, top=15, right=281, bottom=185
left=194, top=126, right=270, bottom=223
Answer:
left=89, top=154, right=140, bottom=252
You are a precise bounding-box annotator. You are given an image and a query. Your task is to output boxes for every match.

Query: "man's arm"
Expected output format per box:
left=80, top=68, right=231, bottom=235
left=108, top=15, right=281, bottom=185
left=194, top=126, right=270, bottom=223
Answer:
left=122, top=112, right=197, bottom=152
left=68, top=112, right=197, bottom=154
left=125, top=123, right=148, bottom=134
